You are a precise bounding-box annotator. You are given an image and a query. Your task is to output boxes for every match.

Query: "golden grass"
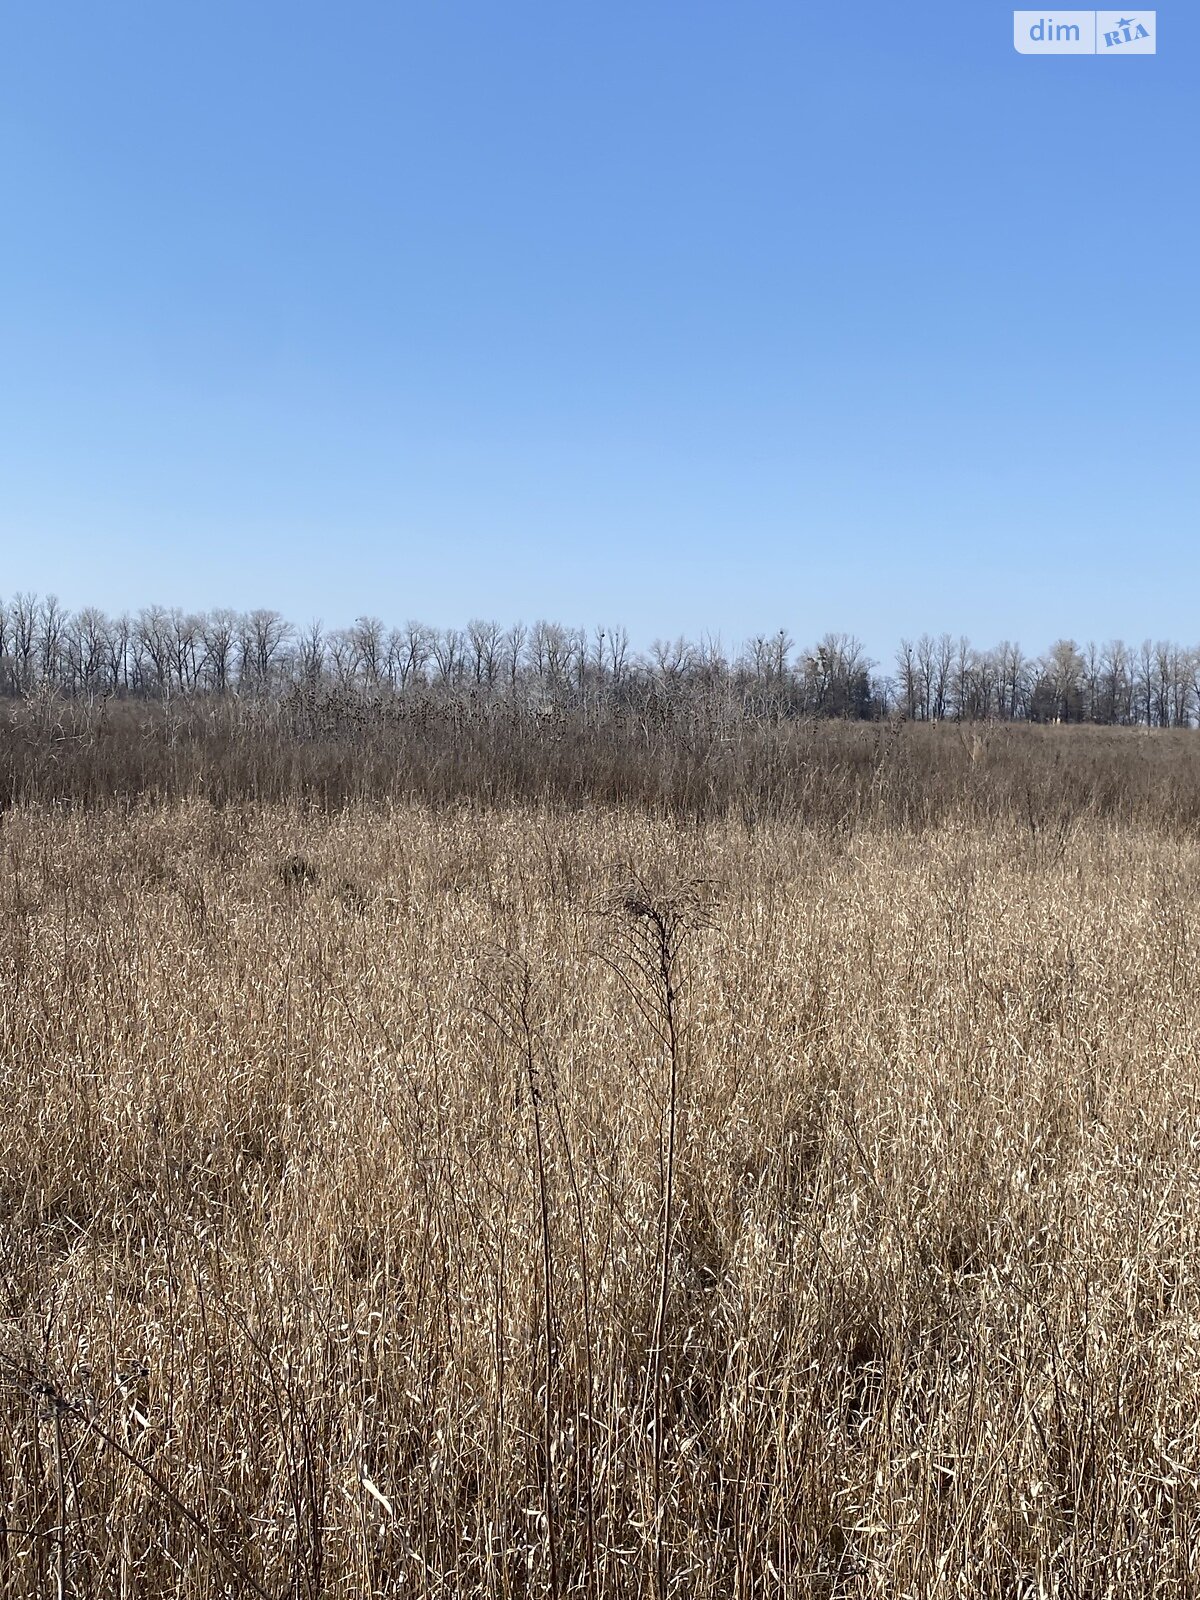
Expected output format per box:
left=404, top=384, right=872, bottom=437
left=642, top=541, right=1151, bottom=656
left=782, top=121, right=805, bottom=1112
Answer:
left=1, top=799, right=1198, bottom=1596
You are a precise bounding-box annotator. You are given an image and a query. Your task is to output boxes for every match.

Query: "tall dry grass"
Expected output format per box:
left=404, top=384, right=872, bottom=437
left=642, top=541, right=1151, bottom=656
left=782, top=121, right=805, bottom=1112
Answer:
left=0, top=796, right=1198, bottom=1596
left=5, top=694, right=1200, bottom=835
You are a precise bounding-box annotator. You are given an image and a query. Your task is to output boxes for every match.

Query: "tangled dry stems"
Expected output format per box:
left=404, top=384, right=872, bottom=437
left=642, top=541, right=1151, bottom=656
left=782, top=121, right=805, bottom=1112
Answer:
left=0, top=778, right=1197, bottom=1595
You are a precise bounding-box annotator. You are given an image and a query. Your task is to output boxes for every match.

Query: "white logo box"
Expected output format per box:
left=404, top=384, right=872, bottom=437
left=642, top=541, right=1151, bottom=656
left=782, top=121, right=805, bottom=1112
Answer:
left=1014, top=11, right=1156, bottom=53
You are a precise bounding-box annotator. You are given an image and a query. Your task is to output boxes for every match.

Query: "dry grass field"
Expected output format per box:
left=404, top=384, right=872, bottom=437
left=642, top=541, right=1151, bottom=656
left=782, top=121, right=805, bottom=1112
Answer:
left=1, top=773, right=1199, bottom=1595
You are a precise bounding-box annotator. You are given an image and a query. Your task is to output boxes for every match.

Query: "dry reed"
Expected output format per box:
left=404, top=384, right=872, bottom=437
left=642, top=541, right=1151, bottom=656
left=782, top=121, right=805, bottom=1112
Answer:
left=0, top=790, right=1197, bottom=1596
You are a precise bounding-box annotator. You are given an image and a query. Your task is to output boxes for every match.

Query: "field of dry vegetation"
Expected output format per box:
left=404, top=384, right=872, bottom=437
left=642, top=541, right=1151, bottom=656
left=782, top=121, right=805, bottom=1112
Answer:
left=1, top=722, right=1198, bottom=1597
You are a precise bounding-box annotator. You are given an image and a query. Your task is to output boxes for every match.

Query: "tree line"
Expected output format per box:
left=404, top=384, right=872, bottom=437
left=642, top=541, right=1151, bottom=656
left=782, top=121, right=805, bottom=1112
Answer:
left=2, top=593, right=1198, bottom=725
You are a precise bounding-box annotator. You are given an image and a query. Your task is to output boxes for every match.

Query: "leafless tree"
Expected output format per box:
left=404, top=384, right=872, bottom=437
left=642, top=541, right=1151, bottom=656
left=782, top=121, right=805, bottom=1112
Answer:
left=106, top=614, right=131, bottom=694
left=327, top=629, right=357, bottom=687
left=136, top=606, right=173, bottom=696
left=10, top=593, right=39, bottom=691
left=391, top=622, right=432, bottom=688
left=895, top=639, right=919, bottom=720
left=245, top=609, right=293, bottom=690
left=351, top=616, right=386, bottom=687
left=72, top=606, right=111, bottom=694
left=501, top=623, right=527, bottom=696
left=0, top=598, right=12, bottom=694
left=606, top=625, right=630, bottom=688
left=170, top=610, right=203, bottom=692
left=198, top=610, right=237, bottom=694
left=650, top=637, right=694, bottom=686
left=37, top=594, right=67, bottom=685
left=467, top=619, right=504, bottom=688
left=297, top=619, right=327, bottom=686
left=431, top=627, right=465, bottom=685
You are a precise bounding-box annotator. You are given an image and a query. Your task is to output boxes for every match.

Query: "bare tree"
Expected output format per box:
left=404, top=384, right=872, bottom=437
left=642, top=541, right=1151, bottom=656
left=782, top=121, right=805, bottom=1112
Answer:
left=649, top=637, right=694, bottom=686
left=170, top=610, right=203, bottom=692
left=431, top=627, right=465, bottom=686
left=528, top=621, right=576, bottom=692
left=1039, top=639, right=1086, bottom=723
left=73, top=606, right=111, bottom=694
left=11, top=593, right=39, bottom=691
left=350, top=616, right=386, bottom=687
left=802, top=633, right=871, bottom=718
left=955, top=647, right=980, bottom=721
left=994, top=640, right=1028, bottom=722
left=914, top=634, right=935, bottom=721
left=396, top=622, right=435, bottom=688
left=606, top=625, right=630, bottom=689
left=327, top=629, right=357, bottom=686
left=498, top=622, right=526, bottom=696
left=467, top=619, right=504, bottom=689
left=37, top=594, right=66, bottom=686
left=106, top=614, right=131, bottom=694
left=1097, top=640, right=1129, bottom=725
left=136, top=606, right=173, bottom=696
left=931, top=633, right=954, bottom=721
left=1174, top=645, right=1195, bottom=728
left=0, top=598, right=11, bottom=694
left=246, top=608, right=293, bottom=690
left=895, top=639, right=918, bottom=720
left=1134, top=640, right=1155, bottom=727
left=201, top=609, right=239, bottom=694
left=297, top=619, right=327, bottom=686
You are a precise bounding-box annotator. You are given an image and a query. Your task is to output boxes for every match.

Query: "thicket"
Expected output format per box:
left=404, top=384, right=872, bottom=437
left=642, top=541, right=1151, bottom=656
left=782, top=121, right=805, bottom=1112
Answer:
left=3, top=689, right=1199, bottom=833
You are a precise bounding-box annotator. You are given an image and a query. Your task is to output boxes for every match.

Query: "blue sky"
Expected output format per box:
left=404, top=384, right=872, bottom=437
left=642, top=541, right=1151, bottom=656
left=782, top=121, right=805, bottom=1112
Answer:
left=0, top=2, right=1194, bottom=657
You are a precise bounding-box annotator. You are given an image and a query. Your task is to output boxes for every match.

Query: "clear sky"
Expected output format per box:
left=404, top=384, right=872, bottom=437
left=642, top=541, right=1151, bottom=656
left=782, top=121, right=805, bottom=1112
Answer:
left=0, top=2, right=1195, bottom=657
